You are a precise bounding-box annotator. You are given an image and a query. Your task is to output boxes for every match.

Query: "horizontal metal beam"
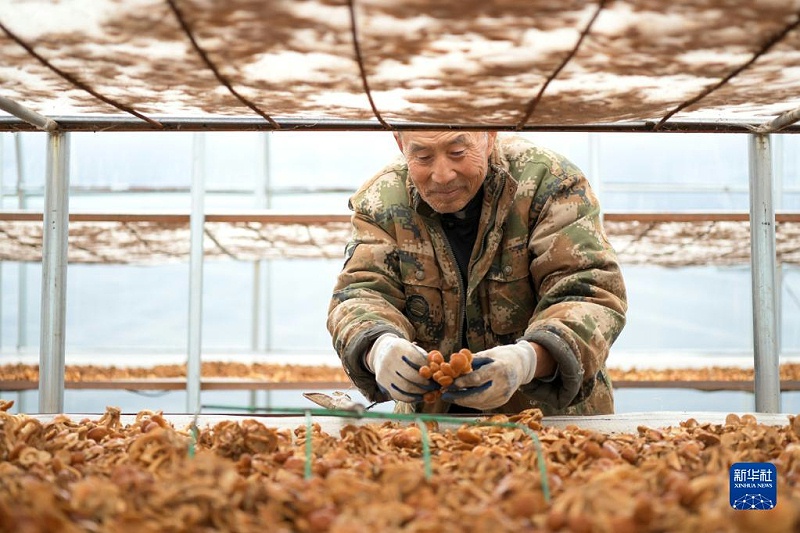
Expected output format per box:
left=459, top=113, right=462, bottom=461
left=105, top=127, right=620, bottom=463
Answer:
left=2, top=378, right=800, bottom=392
left=2, top=211, right=800, bottom=224
left=604, top=212, right=800, bottom=222
left=0, top=184, right=357, bottom=197
left=0, top=211, right=353, bottom=223
left=2, top=116, right=800, bottom=134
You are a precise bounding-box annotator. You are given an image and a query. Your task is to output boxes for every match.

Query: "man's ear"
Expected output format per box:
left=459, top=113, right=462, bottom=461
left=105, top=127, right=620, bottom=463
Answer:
left=393, top=131, right=404, bottom=153
left=485, top=131, right=498, bottom=156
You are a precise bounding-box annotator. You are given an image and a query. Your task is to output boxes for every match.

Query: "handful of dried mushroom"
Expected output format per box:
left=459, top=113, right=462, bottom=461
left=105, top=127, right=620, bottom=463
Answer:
left=0, top=399, right=798, bottom=533
left=419, top=349, right=474, bottom=403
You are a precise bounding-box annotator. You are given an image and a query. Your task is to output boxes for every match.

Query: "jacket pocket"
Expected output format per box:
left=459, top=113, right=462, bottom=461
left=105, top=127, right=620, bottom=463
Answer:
left=485, top=244, right=535, bottom=337
left=399, top=251, right=446, bottom=347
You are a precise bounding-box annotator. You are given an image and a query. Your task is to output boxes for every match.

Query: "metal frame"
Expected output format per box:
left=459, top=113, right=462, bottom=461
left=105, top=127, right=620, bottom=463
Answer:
left=0, top=138, right=2, bottom=350
left=2, top=0, right=798, bottom=414
left=14, top=134, right=28, bottom=353
left=749, top=134, right=781, bottom=412
left=38, top=130, right=69, bottom=413
left=0, top=96, right=58, bottom=132
left=186, top=133, right=205, bottom=414
left=1, top=91, right=798, bottom=414
left=248, top=133, right=272, bottom=411
left=3, top=116, right=800, bottom=134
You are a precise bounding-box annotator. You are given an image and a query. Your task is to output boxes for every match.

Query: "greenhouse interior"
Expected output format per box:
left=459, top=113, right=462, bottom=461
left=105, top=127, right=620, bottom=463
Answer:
left=1, top=130, right=800, bottom=415
left=1, top=1, right=800, bottom=531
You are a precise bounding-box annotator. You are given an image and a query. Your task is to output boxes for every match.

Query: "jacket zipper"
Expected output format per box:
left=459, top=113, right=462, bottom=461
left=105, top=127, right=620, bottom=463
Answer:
left=426, top=172, right=506, bottom=352
left=471, top=173, right=505, bottom=268
left=433, top=220, right=466, bottom=351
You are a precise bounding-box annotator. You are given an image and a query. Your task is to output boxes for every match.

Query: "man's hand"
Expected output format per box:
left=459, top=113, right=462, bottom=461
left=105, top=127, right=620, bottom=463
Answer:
left=442, top=341, right=538, bottom=410
left=365, top=334, right=438, bottom=403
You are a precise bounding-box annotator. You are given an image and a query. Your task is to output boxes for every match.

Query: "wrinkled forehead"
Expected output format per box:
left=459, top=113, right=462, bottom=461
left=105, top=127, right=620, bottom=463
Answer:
left=399, top=130, right=485, bottom=151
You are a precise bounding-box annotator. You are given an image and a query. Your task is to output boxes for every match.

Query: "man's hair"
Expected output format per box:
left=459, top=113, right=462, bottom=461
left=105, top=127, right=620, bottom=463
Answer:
left=395, top=131, right=490, bottom=142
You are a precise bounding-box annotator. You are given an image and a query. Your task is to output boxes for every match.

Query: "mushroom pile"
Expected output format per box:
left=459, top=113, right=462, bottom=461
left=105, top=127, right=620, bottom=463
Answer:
left=0, top=400, right=798, bottom=532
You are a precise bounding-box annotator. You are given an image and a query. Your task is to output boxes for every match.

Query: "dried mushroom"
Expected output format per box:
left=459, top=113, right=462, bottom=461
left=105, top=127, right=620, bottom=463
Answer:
left=419, top=349, right=475, bottom=403
left=0, top=400, right=797, bottom=532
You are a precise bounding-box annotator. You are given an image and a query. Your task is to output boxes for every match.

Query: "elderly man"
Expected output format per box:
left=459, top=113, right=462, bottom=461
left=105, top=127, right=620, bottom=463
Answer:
left=327, top=131, right=627, bottom=415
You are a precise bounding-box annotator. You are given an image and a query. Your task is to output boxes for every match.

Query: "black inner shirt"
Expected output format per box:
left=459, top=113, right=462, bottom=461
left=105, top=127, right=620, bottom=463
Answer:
left=440, top=187, right=483, bottom=350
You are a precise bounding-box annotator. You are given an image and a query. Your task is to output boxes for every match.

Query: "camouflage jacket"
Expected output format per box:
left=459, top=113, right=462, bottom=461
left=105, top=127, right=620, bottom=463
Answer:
left=327, top=135, right=627, bottom=415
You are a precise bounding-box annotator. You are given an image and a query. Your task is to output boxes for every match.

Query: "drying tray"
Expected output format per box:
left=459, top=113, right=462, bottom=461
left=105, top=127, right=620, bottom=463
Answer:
left=26, top=411, right=795, bottom=435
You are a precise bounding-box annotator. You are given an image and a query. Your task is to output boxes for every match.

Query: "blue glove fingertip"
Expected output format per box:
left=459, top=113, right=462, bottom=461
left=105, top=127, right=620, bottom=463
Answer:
left=390, top=383, right=426, bottom=402
left=470, top=357, right=494, bottom=370
left=401, top=355, right=423, bottom=371
left=441, top=380, right=493, bottom=401
left=393, top=370, right=439, bottom=391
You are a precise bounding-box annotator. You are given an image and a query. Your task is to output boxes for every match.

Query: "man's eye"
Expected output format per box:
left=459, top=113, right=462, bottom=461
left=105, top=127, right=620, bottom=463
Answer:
left=416, top=155, right=433, bottom=163
left=450, top=150, right=466, bottom=157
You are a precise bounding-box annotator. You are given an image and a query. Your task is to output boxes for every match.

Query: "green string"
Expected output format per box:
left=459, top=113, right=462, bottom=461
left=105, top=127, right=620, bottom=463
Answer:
left=201, top=404, right=549, bottom=500
left=471, top=420, right=551, bottom=503
left=188, top=423, right=198, bottom=458
left=414, top=418, right=433, bottom=480
left=520, top=426, right=549, bottom=502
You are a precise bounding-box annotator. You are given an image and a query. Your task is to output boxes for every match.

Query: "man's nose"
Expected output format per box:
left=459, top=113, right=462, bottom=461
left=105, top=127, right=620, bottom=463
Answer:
left=430, top=155, right=456, bottom=184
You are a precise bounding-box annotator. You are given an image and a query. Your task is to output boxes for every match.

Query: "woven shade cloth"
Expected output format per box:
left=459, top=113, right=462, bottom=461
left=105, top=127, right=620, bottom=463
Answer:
left=1, top=0, right=800, bottom=132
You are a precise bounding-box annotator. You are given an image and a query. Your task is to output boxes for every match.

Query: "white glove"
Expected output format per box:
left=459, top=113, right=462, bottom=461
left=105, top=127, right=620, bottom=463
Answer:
left=365, top=333, right=437, bottom=403
left=442, top=341, right=537, bottom=410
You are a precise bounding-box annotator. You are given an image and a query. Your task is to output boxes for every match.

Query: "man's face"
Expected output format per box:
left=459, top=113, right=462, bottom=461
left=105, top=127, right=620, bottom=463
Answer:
left=395, top=131, right=497, bottom=213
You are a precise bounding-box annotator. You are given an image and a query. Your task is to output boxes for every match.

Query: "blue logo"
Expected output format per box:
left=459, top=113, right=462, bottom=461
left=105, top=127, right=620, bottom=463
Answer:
left=730, top=462, right=777, bottom=510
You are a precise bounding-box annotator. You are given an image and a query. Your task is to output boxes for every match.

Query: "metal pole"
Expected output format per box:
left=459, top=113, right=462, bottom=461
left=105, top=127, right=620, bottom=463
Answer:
left=748, top=133, right=780, bottom=413
left=251, top=133, right=269, bottom=352
left=15, top=134, right=28, bottom=351
left=39, top=131, right=70, bottom=413
left=0, top=95, right=58, bottom=132
left=756, top=104, right=800, bottom=134
left=248, top=132, right=271, bottom=411
left=186, top=133, right=205, bottom=414
left=0, top=136, right=3, bottom=350
left=249, top=258, right=260, bottom=412
left=251, top=264, right=261, bottom=351
left=588, top=133, right=603, bottom=223
left=263, top=133, right=273, bottom=354
left=0, top=133, right=3, bottom=205
left=0, top=251, right=2, bottom=351
left=773, top=135, right=784, bottom=353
